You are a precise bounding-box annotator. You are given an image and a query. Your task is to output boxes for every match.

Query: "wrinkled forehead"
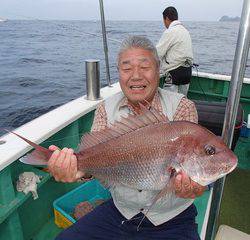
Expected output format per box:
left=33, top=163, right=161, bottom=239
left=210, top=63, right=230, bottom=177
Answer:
left=120, top=57, right=152, bottom=66
left=118, top=48, right=156, bottom=66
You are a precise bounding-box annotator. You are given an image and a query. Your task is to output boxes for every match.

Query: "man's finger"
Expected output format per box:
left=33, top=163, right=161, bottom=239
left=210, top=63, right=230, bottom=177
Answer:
left=63, top=148, right=73, bottom=170
left=174, top=174, right=182, bottom=193
left=55, top=148, right=67, bottom=168
left=70, top=154, right=78, bottom=176
left=181, top=173, right=192, bottom=193
left=193, top=184, right=205, bottom=197
left=48, top=149, right=60, bottom=172
left=49, top=145, right=60, bottom=151
left=53, top=148, right=68, bottom=180
left=64, top=148, right=75, bottom=181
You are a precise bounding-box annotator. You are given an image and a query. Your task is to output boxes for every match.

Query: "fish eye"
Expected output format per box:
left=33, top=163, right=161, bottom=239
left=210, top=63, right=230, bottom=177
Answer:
left=204, top=145, right=216, bottom=155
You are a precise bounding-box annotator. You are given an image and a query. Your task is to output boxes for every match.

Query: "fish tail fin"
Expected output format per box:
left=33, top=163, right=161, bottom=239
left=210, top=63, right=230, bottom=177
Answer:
left=19, top=150, right=51, bottom=165
left=5, top=129, right=52, bottom=165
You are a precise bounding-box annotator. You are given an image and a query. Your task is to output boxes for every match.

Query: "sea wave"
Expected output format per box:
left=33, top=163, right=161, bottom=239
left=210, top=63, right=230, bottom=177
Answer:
left=0, top=105, right=61, bottom=136
left=18, top=58, right=50, bottom=64
left=0, top=20, right=249, bottom=134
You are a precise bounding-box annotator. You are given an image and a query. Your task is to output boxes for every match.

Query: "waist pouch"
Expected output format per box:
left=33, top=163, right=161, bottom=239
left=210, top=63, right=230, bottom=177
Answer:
left=169, top=66, right=192, bottom=85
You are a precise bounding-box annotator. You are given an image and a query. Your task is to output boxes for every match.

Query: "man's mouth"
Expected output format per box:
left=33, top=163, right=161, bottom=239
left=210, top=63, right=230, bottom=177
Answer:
left=130, top=85, right=146, bottom=90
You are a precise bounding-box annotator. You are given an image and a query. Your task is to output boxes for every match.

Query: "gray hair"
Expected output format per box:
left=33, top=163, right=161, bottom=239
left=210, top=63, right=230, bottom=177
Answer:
left=117, top=35, right=160, bottom=67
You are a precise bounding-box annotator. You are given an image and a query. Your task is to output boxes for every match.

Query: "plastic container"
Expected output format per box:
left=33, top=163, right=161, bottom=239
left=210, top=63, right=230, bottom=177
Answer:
left=240, top=113, right=250, bottom=138
left=53, top=180, right=111, bottom=228
left=247, top=114, right=250, bottom=128
left=240, top=123, right=250, bottom=138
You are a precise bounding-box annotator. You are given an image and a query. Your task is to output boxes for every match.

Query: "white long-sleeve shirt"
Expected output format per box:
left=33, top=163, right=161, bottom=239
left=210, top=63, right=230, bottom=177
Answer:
left=156, top=20, right=193, bottom=75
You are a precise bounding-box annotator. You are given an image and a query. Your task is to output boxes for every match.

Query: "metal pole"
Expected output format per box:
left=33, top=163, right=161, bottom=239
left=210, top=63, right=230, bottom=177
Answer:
left=99, top=0, right=112, bottom=87
left=85, top=60, right=101, bottom=100
left=205, top=0, right=250, bottom=239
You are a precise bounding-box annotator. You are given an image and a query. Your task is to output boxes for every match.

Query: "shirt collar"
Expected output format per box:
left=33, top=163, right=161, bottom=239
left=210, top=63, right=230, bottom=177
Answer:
left=119, top=91, right=162, bottom=112
left=169, top=20, right=182, bottom=29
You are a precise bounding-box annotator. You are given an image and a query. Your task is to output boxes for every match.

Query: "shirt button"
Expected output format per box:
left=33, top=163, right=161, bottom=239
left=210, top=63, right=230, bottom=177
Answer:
left=140, top=208, right=144, bottom=211
left=138, top=189, right=142, bottom=192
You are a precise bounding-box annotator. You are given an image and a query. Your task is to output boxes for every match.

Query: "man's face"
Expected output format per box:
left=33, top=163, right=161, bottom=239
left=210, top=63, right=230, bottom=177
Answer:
left=118, top=48, right=159, bottom=105
left=163, top=17, right=171, bottom=28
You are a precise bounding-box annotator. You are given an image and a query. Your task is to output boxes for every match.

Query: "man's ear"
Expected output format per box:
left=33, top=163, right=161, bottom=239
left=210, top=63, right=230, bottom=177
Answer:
left=164, top=17, right=171, bottom=28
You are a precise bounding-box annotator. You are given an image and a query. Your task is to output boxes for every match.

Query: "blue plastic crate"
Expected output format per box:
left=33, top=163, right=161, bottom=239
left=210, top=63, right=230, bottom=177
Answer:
left=53, top=179, right=111, bottom=228
left=240, top=125, right=250, bottom=138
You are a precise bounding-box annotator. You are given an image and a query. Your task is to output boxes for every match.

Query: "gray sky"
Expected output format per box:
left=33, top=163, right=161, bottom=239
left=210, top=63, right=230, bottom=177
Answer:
left=1, top=0, right=244, bottom=21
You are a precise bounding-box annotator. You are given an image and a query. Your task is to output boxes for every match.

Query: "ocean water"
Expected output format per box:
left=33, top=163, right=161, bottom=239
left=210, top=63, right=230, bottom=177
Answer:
left=0, top=20, right=248, bottom=136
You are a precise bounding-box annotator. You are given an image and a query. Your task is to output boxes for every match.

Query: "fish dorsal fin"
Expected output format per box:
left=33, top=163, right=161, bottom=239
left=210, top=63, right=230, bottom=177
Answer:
left=78, top=104, right=168, bottom=151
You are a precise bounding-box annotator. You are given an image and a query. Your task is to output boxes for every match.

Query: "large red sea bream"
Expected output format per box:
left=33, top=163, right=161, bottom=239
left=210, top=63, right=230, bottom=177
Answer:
left=10, top=105, right=238, bottom=190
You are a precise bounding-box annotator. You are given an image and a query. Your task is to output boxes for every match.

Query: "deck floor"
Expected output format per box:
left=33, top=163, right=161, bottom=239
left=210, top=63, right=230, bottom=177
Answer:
left=33, top=218, right=61, bottom=240
left=219, top=137, right=250, bottom=234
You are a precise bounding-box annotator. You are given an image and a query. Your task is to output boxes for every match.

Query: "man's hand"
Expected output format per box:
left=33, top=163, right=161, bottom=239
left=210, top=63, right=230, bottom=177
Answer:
left=47, top=145, right=85, bottom=182
left=174, top=171, right=206, bottom=199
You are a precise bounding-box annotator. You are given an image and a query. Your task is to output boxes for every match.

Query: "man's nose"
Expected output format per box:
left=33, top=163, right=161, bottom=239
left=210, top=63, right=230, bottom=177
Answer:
left=131, top=67, right=141, bottom=80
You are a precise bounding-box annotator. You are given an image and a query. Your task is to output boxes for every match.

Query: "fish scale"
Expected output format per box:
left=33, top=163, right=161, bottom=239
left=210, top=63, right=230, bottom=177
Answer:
left=77, top=123, right=174, bottom=190
left=11, top=105, right=238, bottom=191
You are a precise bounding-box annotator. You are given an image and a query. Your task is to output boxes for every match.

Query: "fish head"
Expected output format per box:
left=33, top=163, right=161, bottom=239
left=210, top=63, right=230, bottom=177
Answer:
left=179, top=127, right=238, bottom=186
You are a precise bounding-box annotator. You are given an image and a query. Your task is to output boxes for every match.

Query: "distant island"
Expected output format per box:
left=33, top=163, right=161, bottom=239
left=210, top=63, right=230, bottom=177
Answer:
left=219, top=16, right=240, bottom=22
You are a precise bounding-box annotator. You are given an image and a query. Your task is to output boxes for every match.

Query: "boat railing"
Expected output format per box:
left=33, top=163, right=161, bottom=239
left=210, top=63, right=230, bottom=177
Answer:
left=192, top=71, right=250, bottom=84
left=0, top=83, right=121, bottom=172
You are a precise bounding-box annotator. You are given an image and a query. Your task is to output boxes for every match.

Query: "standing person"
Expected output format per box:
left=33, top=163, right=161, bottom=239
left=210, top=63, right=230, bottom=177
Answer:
left=49, top=36, right=205, bottom=240
left=156, top=6, right=193, bottom=96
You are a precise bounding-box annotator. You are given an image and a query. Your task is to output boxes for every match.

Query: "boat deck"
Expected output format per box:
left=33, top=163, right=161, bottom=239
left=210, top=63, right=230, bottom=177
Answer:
left=219, top=137, right=250, bottom=234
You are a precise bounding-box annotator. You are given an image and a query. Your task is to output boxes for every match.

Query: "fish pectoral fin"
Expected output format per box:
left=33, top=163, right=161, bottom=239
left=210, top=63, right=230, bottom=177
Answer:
left=97, top=178, right=114, bottom=190
left=136, top=184, right=172, bottom=231
left=188, top=175, right=215, bottom=187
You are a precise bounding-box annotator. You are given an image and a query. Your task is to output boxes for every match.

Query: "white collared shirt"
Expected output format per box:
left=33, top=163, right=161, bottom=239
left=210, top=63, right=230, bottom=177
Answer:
left=156, top=20, right=193, bottom=75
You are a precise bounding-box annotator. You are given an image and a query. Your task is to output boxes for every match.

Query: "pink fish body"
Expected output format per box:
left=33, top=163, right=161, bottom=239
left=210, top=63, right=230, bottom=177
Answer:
left=12, top=106, right=238, bottom=190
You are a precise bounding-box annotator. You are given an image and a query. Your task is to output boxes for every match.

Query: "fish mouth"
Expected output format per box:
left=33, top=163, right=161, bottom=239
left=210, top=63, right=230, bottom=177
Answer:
left=224, top=159, right=238, bottom=174
left=190, top=161, right=238, bottom=186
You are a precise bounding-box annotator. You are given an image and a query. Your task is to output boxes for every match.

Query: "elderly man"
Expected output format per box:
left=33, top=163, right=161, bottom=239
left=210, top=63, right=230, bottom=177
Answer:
left=49, top=36, right=204, bottom=240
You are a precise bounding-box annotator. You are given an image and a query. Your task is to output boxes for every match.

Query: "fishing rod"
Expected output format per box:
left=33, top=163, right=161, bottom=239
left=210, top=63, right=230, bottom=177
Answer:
left=99, top=0, right=112, bottom=87
left=2, top=12, right=122, bottom=44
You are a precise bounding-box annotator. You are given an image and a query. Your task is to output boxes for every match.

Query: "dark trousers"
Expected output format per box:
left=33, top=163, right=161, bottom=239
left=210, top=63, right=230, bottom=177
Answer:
left=159, top=66, right=192, bottom=88
left=169, top=66, right=192, bottom=85
left=55, top=199, right=200, bottom=240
